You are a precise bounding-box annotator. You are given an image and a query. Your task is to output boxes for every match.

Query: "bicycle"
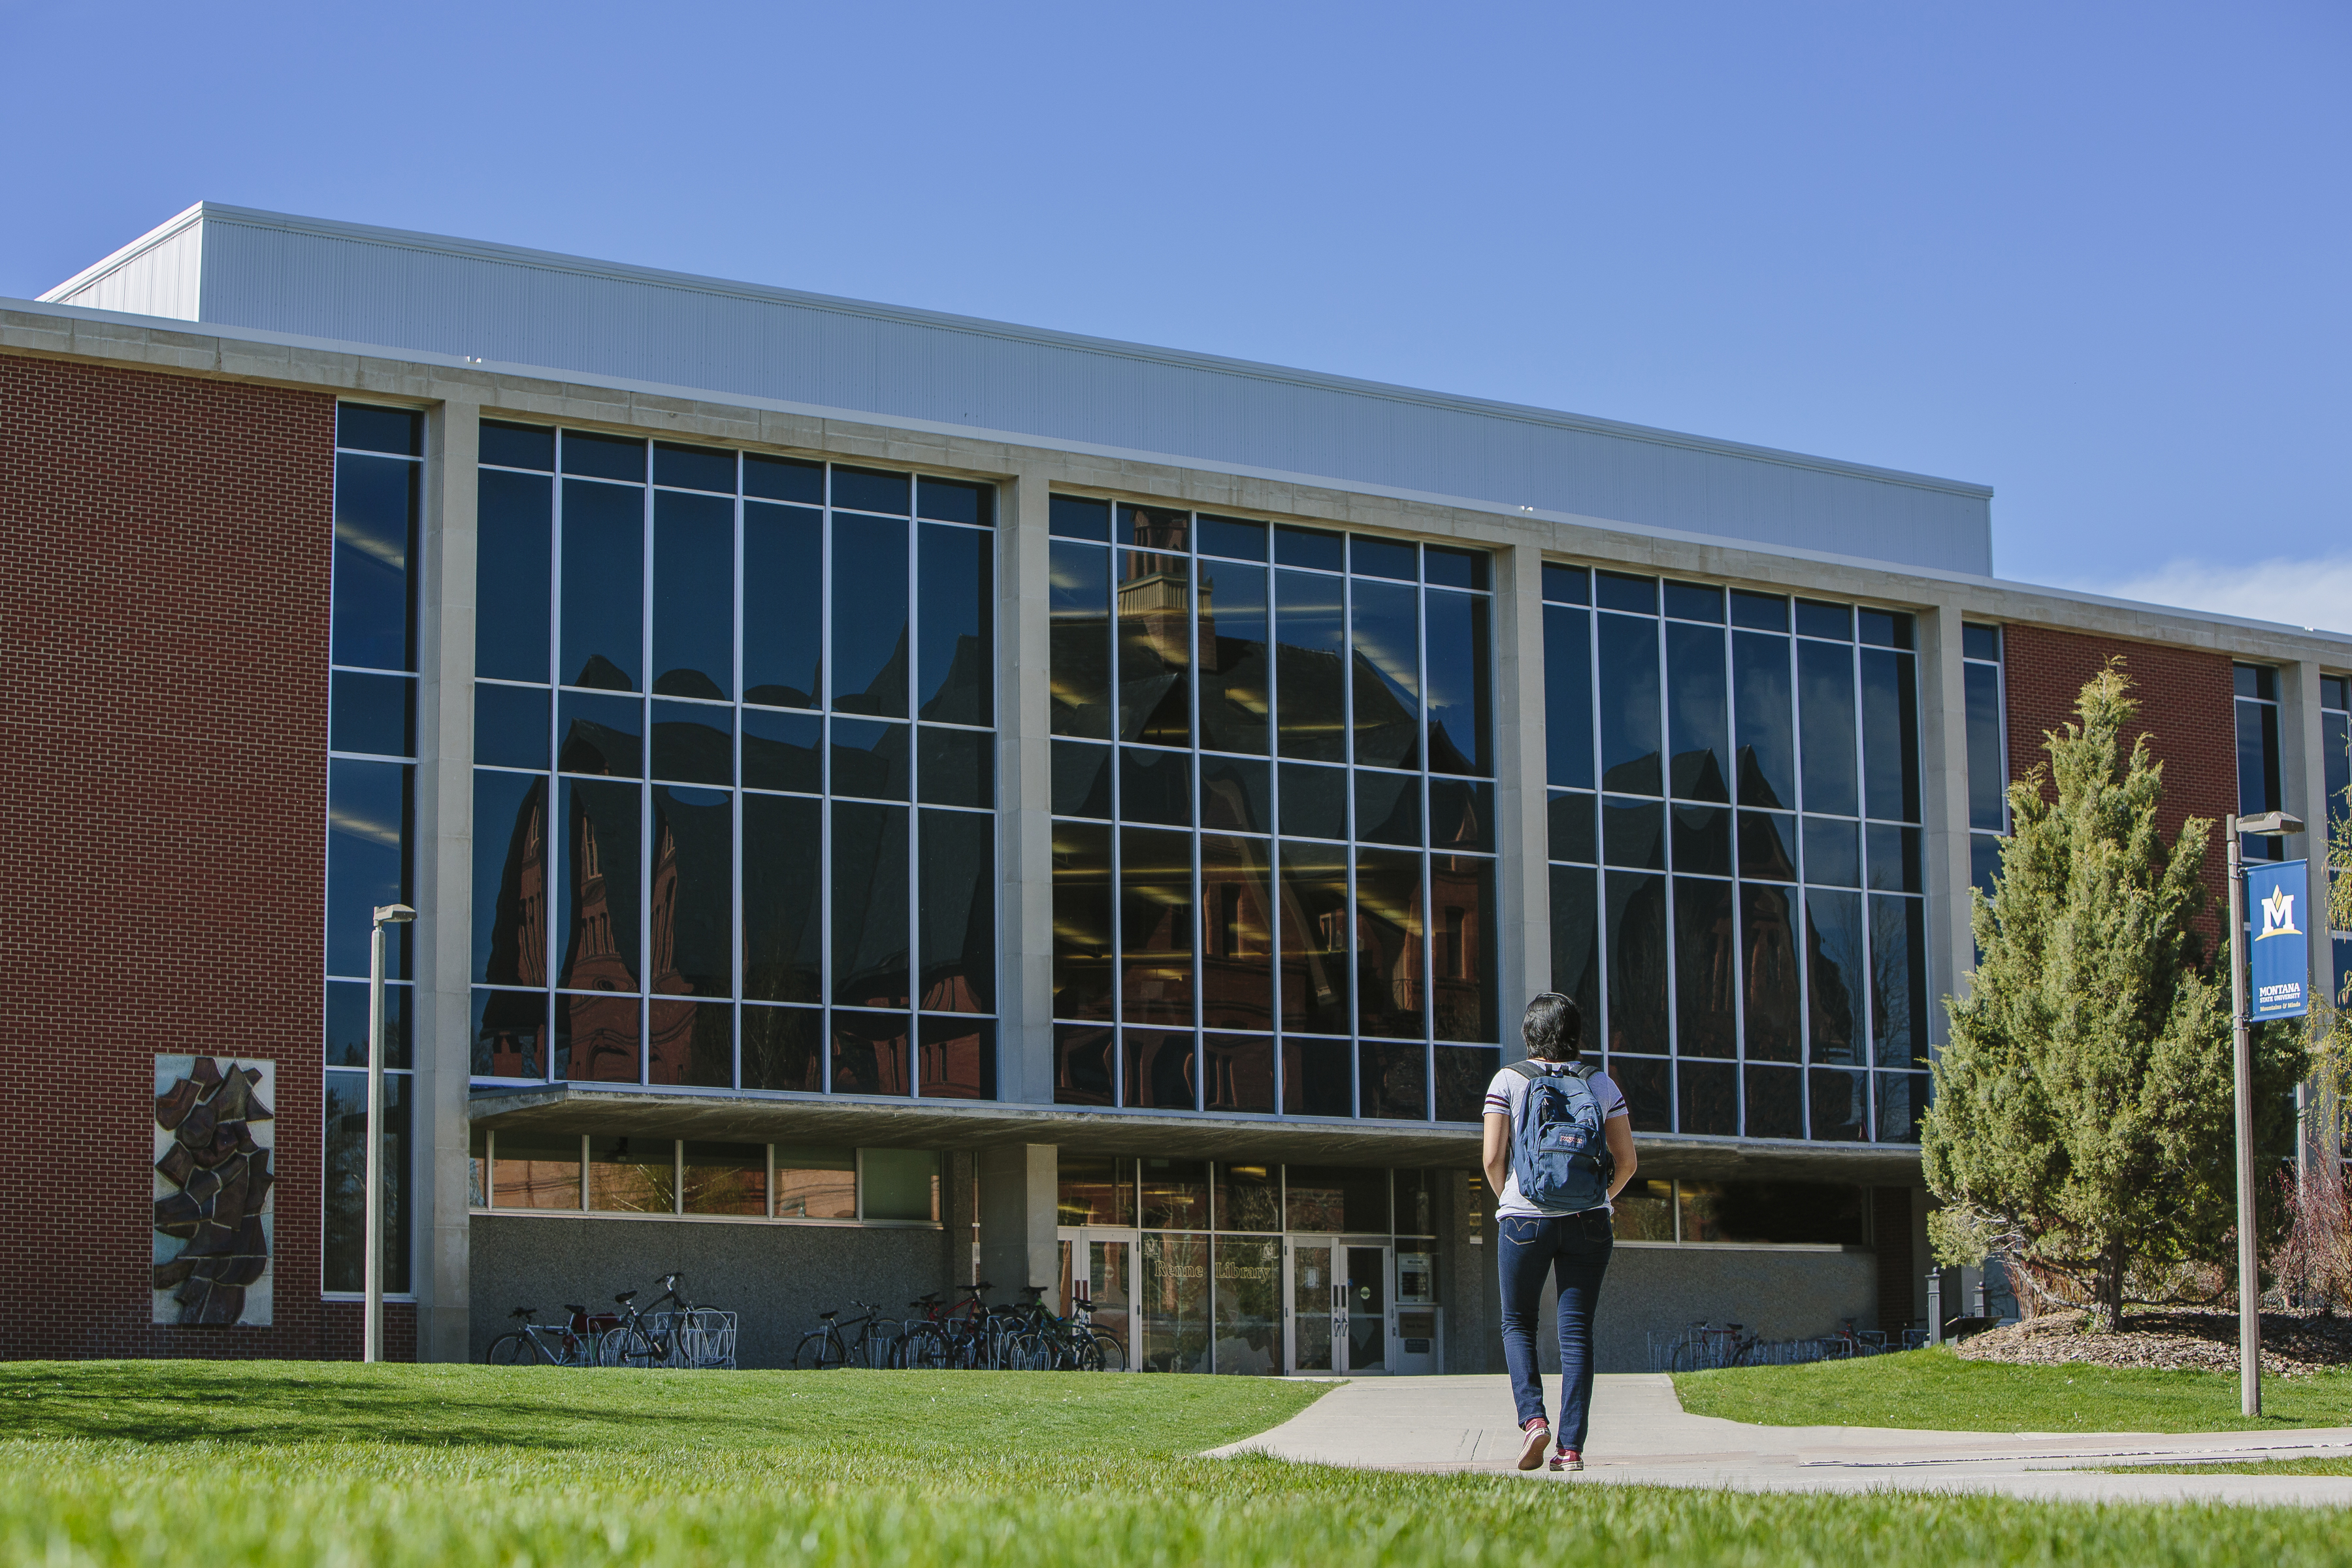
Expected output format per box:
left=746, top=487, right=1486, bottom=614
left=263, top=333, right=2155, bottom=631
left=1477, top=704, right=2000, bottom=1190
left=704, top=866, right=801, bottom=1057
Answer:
left=793, top=1299, right=900, bottom=1369
left=595, top=1272, right=696, bottom=1368
left=485, top=1305, right=596, bottom=1367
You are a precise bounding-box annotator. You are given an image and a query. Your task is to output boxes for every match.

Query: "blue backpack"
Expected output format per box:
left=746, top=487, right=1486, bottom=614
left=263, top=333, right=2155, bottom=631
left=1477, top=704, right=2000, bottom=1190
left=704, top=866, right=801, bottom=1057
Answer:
left=1506, top=1059, right=1612, bottom=1213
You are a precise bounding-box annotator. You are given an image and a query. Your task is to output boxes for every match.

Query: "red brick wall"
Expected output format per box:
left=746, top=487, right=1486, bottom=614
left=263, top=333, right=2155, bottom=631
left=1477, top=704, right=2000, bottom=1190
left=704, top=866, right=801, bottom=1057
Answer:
left=0, top=353, right=408, bottom=1360
left=2000, top=623, right=2238, bottom=934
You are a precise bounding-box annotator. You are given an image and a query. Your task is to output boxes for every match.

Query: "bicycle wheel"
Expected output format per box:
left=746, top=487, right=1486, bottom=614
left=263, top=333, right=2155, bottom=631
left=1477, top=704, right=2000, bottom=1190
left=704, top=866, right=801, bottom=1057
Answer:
left=598, top=1326, right=660, bottom=1369
left=792, top=1330, right=845, bottom=1370
left=900, top=1324, right=945, bottom=1369
left=1086, top=1330, right=1126, bottom=1373
left=485, top=1331, right=536, bottom=1367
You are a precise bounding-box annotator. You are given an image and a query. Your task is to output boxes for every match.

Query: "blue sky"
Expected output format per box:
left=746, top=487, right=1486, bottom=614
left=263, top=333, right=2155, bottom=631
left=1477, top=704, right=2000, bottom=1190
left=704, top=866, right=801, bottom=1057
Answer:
left=7, top=1, right=2345, bottom=629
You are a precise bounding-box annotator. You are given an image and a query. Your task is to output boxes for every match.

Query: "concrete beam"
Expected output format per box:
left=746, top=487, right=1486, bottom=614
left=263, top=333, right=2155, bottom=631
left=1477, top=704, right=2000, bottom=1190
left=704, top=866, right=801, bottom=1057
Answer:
left=977, top=1143, right=1057, bottom=1294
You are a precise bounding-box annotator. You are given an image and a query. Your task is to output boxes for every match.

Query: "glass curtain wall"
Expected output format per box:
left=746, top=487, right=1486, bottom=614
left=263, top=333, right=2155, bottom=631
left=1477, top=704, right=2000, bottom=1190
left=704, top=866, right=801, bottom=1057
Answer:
left=1045, top=500, right=1500, bottom=1122
left=2325, top=676, right=2349, bottom=1013
left=469, top=425, right=999, bottom=1100
left=1542, top=568, right=1928, bottom=1143
left=324, top=403, right=421, bottom=1294
left=2235, top=664, right=2285, bottom=862
left=1963, top=626, right=2008, bottom=899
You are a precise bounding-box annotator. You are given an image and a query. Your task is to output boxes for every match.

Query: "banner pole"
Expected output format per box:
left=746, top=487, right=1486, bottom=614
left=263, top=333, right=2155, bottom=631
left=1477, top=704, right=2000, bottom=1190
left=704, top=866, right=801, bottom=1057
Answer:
left=2229, top=815, right=2261, bottom=1418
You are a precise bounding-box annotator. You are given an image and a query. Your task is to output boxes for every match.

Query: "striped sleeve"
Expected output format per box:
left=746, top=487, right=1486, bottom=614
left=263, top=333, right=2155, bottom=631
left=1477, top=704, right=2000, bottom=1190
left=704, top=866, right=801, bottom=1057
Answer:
left=1482, top=1070, right=1512, bottom=1117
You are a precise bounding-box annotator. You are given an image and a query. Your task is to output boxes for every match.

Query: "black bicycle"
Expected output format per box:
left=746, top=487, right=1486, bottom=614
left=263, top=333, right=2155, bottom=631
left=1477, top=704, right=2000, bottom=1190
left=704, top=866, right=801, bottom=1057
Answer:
left=595, top=1272, right=695, bottom=1368
left=485, top=1305, right=595, bottom=1367
left=793, top=1299, right=900, bottom=1369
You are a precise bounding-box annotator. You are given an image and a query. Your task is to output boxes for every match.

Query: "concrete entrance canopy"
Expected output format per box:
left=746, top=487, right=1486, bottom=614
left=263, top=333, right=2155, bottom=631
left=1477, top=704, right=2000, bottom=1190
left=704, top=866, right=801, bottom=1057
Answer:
left=469, top=1087, right=1922, bottom=1181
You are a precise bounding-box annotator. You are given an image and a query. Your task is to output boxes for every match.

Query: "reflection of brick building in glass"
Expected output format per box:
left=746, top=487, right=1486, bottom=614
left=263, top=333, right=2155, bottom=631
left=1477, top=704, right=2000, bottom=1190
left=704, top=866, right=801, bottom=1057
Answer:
left=561, top=792, right=640, bottom=1082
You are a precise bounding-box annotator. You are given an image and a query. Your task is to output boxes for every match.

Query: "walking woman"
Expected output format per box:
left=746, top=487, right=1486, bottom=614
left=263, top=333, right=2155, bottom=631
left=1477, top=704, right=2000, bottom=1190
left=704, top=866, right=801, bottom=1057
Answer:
left=1482, top=992, right=1637, bottom=1473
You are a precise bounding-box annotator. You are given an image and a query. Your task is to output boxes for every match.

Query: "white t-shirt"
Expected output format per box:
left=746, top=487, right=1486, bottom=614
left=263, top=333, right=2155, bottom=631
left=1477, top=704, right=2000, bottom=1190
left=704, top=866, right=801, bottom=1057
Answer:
left=1483, top=1062, right=1629, bottom=1218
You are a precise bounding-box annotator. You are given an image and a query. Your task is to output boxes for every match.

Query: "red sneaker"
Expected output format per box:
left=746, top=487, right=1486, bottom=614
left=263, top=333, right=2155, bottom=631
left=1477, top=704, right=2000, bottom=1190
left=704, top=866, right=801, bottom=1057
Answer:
left=1549, top=1448, right=1584, bottom=1473
left=1516, top=1418, right=1552, bottom=1471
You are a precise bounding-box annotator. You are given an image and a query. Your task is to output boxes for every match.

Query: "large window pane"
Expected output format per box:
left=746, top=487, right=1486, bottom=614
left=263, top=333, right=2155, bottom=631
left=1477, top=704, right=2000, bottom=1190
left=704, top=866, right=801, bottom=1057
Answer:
left=1808, top=1067, right=1868, bottom=1141
left=589, top=1136, right=674, bottom=1213
left=831, top=1010, right=911, bottom=1096
left=1284, top=1166, right=1389, bottom=1232
left=650, top=786, right=730, bottom=997
left=649, top=998, right=732, bottom=1088
left=919, top=1017, right=996, bottom=1100
left=832, top=516, right=909, bottom=717
left=1124, top=1028, right=1197, bottom=1109
left=333, top=453, right=417, bottom=672
left=917, top=523, right=992, bottom=725
left=1200, top=835, right=1275, bottom=1031
left=558, top=991, right=640, bottom=1083
left=1666, top=621, right=1729, bottom=802
left=1354, top=847, right=1424, bottom=1039
left=1544, top=604, right=1594, bottom=790
left=1275, top=570, right=1347, bottom=762
left=1049, top=541, right=1113, bottom=740
left=1870, top=894, right=1929, bottom=1070
left=1360, top=1041, right=1427, bottom=1119
left=918, top=808, right=995, bottom=1014
left=1860, top=648, right=1919, bottom=823
left=1672, top=877, right=1737, bottom=1058
left=1426, top=587, right=1494, bottom=778
left=557, top=778, right=641, bottom=993
left=470, top=988, right=543, bottom=1077
left=1282, top=1037, right=1352, bottom=1117
left=1055, top=1023, right=1115, bottom=1105
left=862, top=1149, right=939, bottom=1220
left=832, top=801, right=909, bottom=1008
left=775, top=1143, right=856, bottom=1218
left=1744, top=1064, right=1803, bottom=1139
left=1797, top=639, right=1857, bottom=817
left=1213, top=1237, right=1282, bottom=1375
left=1214, top=1162, right=1281, bottom=1230
left=742, top=1002, right=822, bottom=1091
left=1141, top=1233, right=1210, bottom=1373
left=329, top=759, right=412, bottom=979
left=1122, top=826, right=1195, bottom=1026
left=683, top=1141, right=767, bottom=1216
left=1805, top=889, right=1865, bottom=1068
left=1205, top=1033, right=1275, bottom=1113
left=1550, top=864, right=1601, bottom=1034
left=1119, top=546, right=1192, bottom=745
left=1731, top=631, right=1796, bottom=812
left=1197, top=559, right=1270, bottom=756
left=651, top=700, right=731, bottom=787
left=1052, top=823, right=1114, bottom=1022
left=1740, top=885, right=1802, bottom=1062
left=1678, top=1060, right=1737, bottom=1136
left=472, top=772, right=547, bottom=987
left=1350, top=578, right=1420, bottom=769
left=743, top=502, right=823, bottom=708
left=2324, top=711, right=2348, bottom=838
left=476, top=470, right=553, bottom=683
left=1965, top=661, right=2006, bottom=832
left=1278, top=842, right=1352, bottom=1035
left=560, top=480, right=644, bottom=691
left=1606, top=872, right=1669, bottom=1054
left=323, top=1073, right=409, bottom=1292
left=651, top=490, right=733, bottom=700
left=1597, top=613, right=1662, bottom=795
left=1431, top=855, right=1497, bottom=1043
left=742, top=794, right=821, bottom=1004
left=490, top=1129, right=579, bottom=1210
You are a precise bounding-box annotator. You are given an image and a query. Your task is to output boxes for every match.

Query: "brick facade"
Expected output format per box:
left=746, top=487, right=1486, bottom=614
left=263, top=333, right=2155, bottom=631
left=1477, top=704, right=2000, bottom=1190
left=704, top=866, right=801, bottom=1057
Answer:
left=0, top=355, right=408, bottom=1360
left=1999, top=623, right=2240, bottom=932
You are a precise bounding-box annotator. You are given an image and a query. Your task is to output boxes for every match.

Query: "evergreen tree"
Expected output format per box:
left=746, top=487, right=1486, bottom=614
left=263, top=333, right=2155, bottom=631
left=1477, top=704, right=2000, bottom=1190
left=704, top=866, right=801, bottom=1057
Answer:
left=1923, top=661, right=2306, bottom=1331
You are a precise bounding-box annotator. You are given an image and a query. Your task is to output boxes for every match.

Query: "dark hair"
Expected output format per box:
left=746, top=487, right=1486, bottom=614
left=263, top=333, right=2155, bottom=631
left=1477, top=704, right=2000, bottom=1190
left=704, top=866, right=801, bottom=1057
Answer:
left=1522, top=992, right=1582, bottom=1061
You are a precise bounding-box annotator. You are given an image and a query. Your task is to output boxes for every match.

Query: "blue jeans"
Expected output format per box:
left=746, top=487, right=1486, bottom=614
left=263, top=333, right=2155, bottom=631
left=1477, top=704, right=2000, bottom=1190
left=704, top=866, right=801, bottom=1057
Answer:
left=1496, top=1209, right=1613, bottom=1446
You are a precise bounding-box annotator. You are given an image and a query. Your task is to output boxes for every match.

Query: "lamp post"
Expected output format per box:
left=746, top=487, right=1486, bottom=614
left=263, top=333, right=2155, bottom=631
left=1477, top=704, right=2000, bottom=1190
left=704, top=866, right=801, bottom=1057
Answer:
left=366, top=902, right=417, bottom=1364
left=2226, top=810, right=2301, bottom=1418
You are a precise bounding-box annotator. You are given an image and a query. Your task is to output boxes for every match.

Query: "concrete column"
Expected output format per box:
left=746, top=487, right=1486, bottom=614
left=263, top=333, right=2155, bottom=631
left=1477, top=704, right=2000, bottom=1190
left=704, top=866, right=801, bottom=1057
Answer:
left=413, top=394, right=480, bottom=1363
left=1917, top=598, right=1972, bottom=1034
left=996, top=466, right=1055, bottom=1105
left=977, top=1143, right=1058, bottom=1292
left=1494, top=540, right=1549, bottom=1055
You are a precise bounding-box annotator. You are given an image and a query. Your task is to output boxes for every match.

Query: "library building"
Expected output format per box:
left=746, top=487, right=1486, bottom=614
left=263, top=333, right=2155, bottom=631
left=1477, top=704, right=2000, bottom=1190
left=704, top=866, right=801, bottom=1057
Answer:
left=5, top=204, right=2346, bottom=1371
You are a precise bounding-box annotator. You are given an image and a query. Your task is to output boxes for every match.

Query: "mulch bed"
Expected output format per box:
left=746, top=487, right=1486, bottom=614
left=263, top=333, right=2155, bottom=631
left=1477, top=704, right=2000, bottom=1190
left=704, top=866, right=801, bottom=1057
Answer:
left=1955, top=1307, right=2352, bottom=1377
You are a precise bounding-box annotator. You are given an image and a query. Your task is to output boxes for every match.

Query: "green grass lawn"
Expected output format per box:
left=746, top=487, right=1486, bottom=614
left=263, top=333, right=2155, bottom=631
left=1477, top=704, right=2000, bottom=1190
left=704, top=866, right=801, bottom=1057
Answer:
left=1674, top=1347, right=2352, bottom=1433
left=7, top=1362, right=2352, bottom=1565
left=2104, top=1458, right=2352, bottom=1476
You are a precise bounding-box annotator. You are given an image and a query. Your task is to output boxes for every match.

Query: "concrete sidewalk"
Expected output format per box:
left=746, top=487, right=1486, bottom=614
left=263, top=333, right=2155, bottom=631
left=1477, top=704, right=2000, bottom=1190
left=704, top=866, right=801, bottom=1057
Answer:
left=1205, top=1373, right=2352, bottom=1507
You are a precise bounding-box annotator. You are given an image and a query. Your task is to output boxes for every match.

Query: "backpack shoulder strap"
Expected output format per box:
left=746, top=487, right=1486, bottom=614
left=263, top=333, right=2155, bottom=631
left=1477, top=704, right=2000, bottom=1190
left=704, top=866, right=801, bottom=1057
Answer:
left=1504, top=1058, right=1546, bottom=1081
left=1568, top=1061, right=1600, bottom=1082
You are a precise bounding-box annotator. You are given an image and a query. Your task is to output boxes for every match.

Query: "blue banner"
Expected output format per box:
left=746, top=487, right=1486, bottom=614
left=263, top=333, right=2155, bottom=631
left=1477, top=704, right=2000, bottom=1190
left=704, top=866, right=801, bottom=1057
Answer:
left=2247, top=859, right=2312, bottom=1021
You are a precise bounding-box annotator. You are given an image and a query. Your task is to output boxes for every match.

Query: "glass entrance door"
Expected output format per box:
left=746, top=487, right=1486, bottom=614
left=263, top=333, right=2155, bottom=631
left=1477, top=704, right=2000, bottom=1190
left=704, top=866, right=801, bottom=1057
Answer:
left=1056, top=1228, right=1137, bottom=1371
left=1285, top=1239, right=1336, bottom=1373
left=1343, top=1245, right=1390, bottom=1373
